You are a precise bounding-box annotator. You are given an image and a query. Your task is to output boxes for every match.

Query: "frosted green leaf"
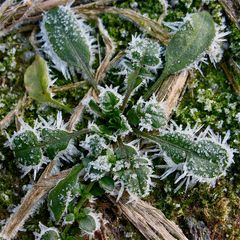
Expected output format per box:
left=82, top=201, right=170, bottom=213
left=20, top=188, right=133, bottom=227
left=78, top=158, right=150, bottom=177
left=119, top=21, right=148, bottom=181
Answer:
left=48, top=165, right=82, bottom=223
left=12, top=130, right=42, bottom=167
left=35, top=223, right=60, bottom=240
left=24, top=55, right=70, bottom=112
left=144, top=11, right=216, bottom=99
left=114, top=144, right=153, bottom=197
left=41, top=128, right=73, bottom=159
left=79, top=214, right=97, bottom=234
left=139, top=126, right=234, bottom=189
left=64, top=213, right=75, bottom=224
left=41, top=6, right=97, bottom=89
left=127, top=96, right=166, bottom=131
left=99, top=86, right=123, bottom=112
left=99, top=176, right=114, bottom=192
left=40, top=230, right=59, bottom=240
left=120, top=35, right=163, bottom=108
left=162, top=11, right=215, bottom=77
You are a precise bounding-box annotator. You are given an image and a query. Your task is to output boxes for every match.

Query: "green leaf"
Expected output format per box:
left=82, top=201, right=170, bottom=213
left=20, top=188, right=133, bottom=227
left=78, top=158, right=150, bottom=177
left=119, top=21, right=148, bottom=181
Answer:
left=42, top=7, right=97, bottom=89
left=144, top=11, right=216, bottom=99
left=64, top=213, right=75, bottom=224
left=99, top=87, right=123, bottom=112
left=163, top=11, right=215, bottom=76
left=41, top=128, right=73, bottom=159
left=48, top=165, right=82, bottom=223
left=40, top=230, right=59, bottom=240
left=12, top=130, right=42, bottom=167
left=24, top=55, right=71, bottom=112
left=139, top=128, right=233, bottom=181
left=114, top=144, right=153, bottom=197
left=128, top=97, right=166, bottom=131
left=99, top=176, right=115, bottom=192
left=79, top=214, right=97, bottom=234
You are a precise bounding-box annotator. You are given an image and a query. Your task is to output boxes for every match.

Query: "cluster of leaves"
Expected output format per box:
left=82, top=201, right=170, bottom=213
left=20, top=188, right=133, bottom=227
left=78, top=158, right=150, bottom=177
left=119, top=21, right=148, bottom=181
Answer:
left=1, top=5, right=236, bottom=240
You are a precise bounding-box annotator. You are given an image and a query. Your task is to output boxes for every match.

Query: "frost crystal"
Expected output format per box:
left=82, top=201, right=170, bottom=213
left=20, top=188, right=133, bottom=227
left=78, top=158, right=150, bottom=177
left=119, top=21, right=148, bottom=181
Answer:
left=85, top=155, right=112, bottom=181
left=80, top=134, right=107, bottom=156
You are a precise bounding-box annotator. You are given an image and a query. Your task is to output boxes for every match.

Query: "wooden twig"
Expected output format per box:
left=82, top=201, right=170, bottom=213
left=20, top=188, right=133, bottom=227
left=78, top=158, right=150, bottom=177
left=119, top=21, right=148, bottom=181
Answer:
left=219, top=0, right=240, bottom=29
left=95, top=18, right=116, bottom=82
left=0, top=94, right=29, bottom=131
left=156, top=71, right=189, bottom=118
left=116, top=197, right=188, bottom=240
left=76, top=6, right=170, bottom=44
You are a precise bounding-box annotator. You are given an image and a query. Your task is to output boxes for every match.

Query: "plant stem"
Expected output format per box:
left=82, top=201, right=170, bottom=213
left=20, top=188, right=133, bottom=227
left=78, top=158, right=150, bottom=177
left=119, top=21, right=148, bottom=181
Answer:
left=76, top=181, right=95, bottom=211
left=143, top=72, right=167, bottom=100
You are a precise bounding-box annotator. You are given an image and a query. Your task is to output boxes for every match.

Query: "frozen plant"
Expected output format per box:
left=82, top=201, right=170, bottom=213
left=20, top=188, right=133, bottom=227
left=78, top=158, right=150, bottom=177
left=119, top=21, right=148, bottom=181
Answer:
left=1, top=6, right=236, bottom=240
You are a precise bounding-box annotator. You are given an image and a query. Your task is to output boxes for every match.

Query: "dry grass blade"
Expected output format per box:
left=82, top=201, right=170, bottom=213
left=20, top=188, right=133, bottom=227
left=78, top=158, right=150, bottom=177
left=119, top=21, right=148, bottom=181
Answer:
left=117, top=198, right=188, bottom=240
left=76, top=6, right=170, bottom=44
left=95, top=18, right=116, bottom=82
left=219, top=0, right=240, bottom=29
left=156, top=71, right=189, bottom=118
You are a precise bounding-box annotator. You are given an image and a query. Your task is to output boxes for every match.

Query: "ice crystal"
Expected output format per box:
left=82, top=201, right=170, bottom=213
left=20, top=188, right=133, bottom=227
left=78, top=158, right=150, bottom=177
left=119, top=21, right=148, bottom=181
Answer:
left=85, top=154, right=112, bottom=181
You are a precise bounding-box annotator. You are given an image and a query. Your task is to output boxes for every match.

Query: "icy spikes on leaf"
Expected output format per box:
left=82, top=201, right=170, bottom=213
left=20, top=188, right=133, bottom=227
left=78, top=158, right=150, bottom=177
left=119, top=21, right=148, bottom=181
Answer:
left=48, top=165, right=82, bottom=223
left=24, top=55, right=70, bottom=112
left=6, top=119, right=45, bottom=179
left=38, top=112, right=79, bottom=161
left=12, top=131, right=43, bottom=176
left=127, top=95, right=167, bottom=131
left=40, top=6, right=97, bottom=88
left=84, top=149, right=113, bottom=181
left=113, top=144, right=154, bottom=197
left=34, top=222, right=59, bottom=240
left=142, top=124, right=235, bottom=191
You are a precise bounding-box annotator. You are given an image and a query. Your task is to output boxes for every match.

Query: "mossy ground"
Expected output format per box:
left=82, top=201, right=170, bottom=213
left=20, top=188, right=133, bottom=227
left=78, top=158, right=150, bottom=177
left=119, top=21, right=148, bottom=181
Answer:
left=0, top=0, right=239, bottom=239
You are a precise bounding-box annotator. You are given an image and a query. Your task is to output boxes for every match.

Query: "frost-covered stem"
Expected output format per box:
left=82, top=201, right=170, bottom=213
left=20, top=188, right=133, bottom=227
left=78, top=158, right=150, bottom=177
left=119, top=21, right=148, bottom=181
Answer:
left=52, top=81, right=86, bottom=93
left=144, top=72, right=167, bottom=100
left=75, top=182, right=95, bottom=212
left=122, top=68, right=141, bottom=111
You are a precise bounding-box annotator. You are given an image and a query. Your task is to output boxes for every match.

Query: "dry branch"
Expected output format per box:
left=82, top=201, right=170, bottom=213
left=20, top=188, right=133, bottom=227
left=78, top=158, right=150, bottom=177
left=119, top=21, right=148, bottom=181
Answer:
left=117, top=197, right=188, bottom=240
left=219, top=0, right=240, bottom=29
